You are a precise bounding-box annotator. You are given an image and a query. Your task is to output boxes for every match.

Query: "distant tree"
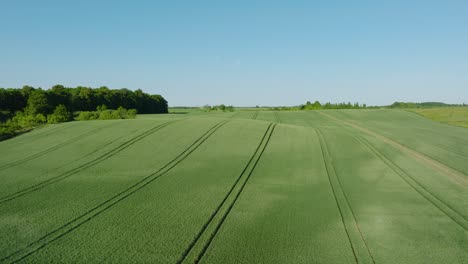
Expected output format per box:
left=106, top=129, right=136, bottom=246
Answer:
left=25, top=90, right=49, bottom=115
left=20, top=85, right=35, bottom=98
left=312, top=101, right=322, bottom=109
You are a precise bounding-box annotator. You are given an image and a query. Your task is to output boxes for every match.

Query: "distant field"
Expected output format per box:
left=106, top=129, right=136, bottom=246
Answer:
left=0, top=109, right=467, bottom=263
left=411, top=107, right=468, bottom=128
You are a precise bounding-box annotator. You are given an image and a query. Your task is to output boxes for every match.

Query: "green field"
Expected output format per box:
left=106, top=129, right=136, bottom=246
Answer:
left=411, top=107, right=468, bottom=128
left=0, top=109, right=467, bottom=263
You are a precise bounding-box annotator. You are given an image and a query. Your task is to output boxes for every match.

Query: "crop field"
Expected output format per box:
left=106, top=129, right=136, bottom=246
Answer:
left=411, top=107, right=468, bottom=128
left=0, top=109, right=467, bottom=263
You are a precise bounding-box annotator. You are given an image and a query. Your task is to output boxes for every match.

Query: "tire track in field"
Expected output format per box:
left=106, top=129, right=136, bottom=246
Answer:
left=319, top=111, right=468, bottom=188
left=355, top=135, right=468, bottom=231
left=316, top=128, right=375, bottom=264
left=274, top=111, right=281, bottom=123
left=315, top=112, right=468, bottom=230
left=0, top=120, right=177, bottom=204
left=251, top=111, right=259, bottom=120
left=178, top=123, right=276, bottom=264
left=0, top=132, right=130, bottom=200
left=0, top=122, right=120, bottom=171
left=1, top=120, right=229, bottom=263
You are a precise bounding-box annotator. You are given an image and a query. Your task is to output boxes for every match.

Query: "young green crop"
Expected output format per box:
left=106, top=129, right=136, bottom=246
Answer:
left=0, top=110, right=467, bottom=263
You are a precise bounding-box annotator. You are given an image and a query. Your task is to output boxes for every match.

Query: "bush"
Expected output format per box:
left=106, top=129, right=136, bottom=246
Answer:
left=11, top=111, right=46, bottom=127
left=76, top=111, right=100, bottom=121
left=127, top=109, right=137, bottom=118
left=0, top=123, right=18, bottom=139
left=47, top=104, right=71, bottom=124
left=75, top=107, right=137, bottom=121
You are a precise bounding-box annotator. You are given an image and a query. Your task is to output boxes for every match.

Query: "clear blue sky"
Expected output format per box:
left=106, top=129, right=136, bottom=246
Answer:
left=1, top=0, right=467, bottom=106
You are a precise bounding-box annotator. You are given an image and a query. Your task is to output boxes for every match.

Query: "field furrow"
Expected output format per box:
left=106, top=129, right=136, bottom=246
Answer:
left=1, top=110, right=467, bottom=263
left=252, top=111, right=259, bottom=120
left=354, top=134, right=468, bottom=230
left=274, top=111, right=281, bottom=123
left=0, top=120, right=177, bottom=203
left=323, top=110, right=468, bottom=176
left=179, top=123, right=276, bottom=264
left=1, top=120, right=229, bottom=263
left=316, top=128, right=375, bottom=264
left=0, top=122, right=119, bottom=171
left=319, top=111, right=468, bottom=188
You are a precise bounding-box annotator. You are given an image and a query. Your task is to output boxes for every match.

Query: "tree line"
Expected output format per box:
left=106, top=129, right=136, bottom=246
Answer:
left=0, top=85, right=167, bottom=140
left=389, top=102, right=467, bottom=108
left=0, top=85, right=168, bottom=115
left=271, top=101, right=375, bottom=111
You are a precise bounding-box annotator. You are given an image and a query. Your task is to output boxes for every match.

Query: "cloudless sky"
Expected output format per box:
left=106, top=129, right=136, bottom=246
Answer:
left=1, top=0, right=467, bottom=106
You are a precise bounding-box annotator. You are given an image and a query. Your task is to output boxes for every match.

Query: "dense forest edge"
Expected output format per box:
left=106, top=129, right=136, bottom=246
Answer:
left=0, top=85, right=168, bottom=140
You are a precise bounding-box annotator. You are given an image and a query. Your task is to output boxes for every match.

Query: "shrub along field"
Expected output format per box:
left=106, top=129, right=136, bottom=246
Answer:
left=0, top=109, right=467, bottom=263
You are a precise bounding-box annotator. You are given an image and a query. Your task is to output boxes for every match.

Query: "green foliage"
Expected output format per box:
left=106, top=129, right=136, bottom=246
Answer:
left=0, top=122, right=19, bottom=140
left=0, top=85, right=168, bottom=114
left=389, top=101, right=463, bottom=108
left=203, top=104, right=235, bottom=112
left=76, top=107, right=137, bottom=121
left=47, top=105, right=71, bottom=124
left=25, top=89, right=49, bottom=115
left=127, top=109, right=137, bottom=118
left=76, top=111, right=100, bottom=121
left=96, top=104, right=108, bottom=112
left=11, top=111, right=47, bottom=127
left=272, top=101, right=372, bottom=111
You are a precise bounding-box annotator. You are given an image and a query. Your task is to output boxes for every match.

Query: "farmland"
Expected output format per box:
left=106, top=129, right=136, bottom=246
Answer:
left=0, top=109, right=467, bottom=263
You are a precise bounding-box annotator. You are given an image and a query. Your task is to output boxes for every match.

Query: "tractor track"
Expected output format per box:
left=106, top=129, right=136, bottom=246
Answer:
left=274, top=111, right=281, bottom=123
left=178, top=123, right=276, bottom=264
left=316, top=128, right=375, bottom=264
left=251, top=111, right=259, bottom=120
left=316, top=111, right=468, bottom=231
left=0, top=122, right=120, bottom=171
left=0, top=132, right=130, bottom=201
left=319, top=111, right=468, bottom=188
left=0, top=120, right=177, bottom=204
left=355, top=135, right=468, bottom=231
left=1, top=120, right=229, bottom=263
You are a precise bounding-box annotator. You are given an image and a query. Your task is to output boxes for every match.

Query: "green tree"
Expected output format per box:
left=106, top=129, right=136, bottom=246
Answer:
left=25, top=90, right=49, bottom=115
left=48, top=104, right=71, bottom=123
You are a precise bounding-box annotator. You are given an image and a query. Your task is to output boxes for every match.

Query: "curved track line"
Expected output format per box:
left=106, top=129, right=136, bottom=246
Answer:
left=355, top=135, right=468, bottom=231
left=274, top=111, right=281, bottom=123
left=251, top=111, right=259, bottom=120
left=316, top=128, right=375, bottom=264
left=193, top=123, right=276, bottom=264
left=0, top=120, right=177, bottom=204
left=0, top=122, right=120, bottom=171
left=319, top=111, right=468, bottom=188
left=177, top=123, right=275, bottom=264
left=2, top=120, right=229, bottom=263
